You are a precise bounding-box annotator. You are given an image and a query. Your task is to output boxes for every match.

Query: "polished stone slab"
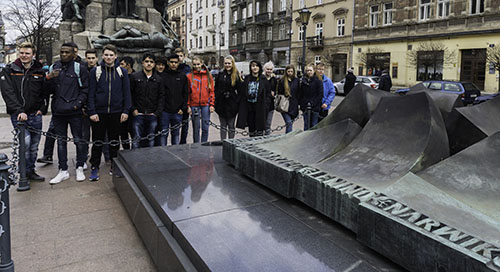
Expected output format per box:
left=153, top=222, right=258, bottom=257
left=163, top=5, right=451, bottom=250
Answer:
left=115, top=144, right=402, bottom=272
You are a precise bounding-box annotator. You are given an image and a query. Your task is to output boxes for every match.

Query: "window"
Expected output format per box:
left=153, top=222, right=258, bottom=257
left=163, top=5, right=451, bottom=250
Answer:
left=206, top=35, right=208, bottom=46
left=419, top=0, right=431, bottom=21
left=370, top=5, right=379, bottom=27
left=196, top=19, right=199, bottom=29
left=267, top=0, right=273, bottom=13
left=383, top=3, right=393, bottom=25
left=437, top=0, right=450, bottom=17
left=256, top=2, right=260, bottom=14
left=248, top=29, right=253, bottom=42
left=182, top=5, right=185, bottom=15
left=213, top=0, right=216, bottom=6
left=221, top=11, right=225, bottom=23
left=417, top=50, right=444, bottom=81
left=299, top=0, right=304, bottom=8
left=242, top=31, right=247, bottom=43
left=206, top=0, right=208, bottom=8
left=266, top=26, right=272, bottom=40
left=213, top=34, right=216, bottom=46
left=206, top=15, right=209, bottom=26
left=196, top=38, right=198, bottom=48
left=470, top=0, right=485, bottom=14
left=255, top=27, right=260, bottom=41
left=315, top=55, right=321, bottom=65
left=279, top=24, right=286, bottom=39
left=232, top=33, right=238, bottom=46
left=190, top=39, right=193, bottom=49
left=317, top=0, right=322, bottom=5
left=298, top=25, right=304, bottom=41
left=315, top=23, right=323, bottom=39
left=220, top=33, right=225, bottom=46
left=242, top=7, right=247, bottom=18
left=190, top=20, right=192, bottom=31
left=190, top=3, right=193, bottom=14
left=233, top=10, right=237, bottom=23
left=199, top=36, right=203, bottom=48
left=199, top=16, right=202, bottom=28
left=196, top=0, right=199, bottom=11
left=248, top=3, right=253, bottom=17
left=280, top=0, right=286, bottom=11
left=337, top=18, right=345, bottom=36
left=213, top=13, right=216, bottom=25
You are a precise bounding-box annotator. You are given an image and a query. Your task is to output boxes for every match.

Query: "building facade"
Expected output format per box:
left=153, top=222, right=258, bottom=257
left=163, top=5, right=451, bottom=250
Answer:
left=228, top=0, right=293, bottom=67
left=353, top=0, right=500, bottom=92
left=185, top=0, right=230, bottom=68
left=290, top=0, right=354, bottom=81
left=168, top=0, right=188, bottom=49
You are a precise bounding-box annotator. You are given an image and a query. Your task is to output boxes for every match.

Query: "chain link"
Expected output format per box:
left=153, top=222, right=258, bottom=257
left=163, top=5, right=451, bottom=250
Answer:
left=21, top=114, right=303, bottom=147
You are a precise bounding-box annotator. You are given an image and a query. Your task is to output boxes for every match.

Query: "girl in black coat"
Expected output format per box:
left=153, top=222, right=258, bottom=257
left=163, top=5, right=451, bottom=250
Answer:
left=298, top=63, right=323, bottom=130
left=236, top=60, right=271, bottom=136
left=214, top=55, right=242, bottom=140
left=276, top=65, right=299, bottom=133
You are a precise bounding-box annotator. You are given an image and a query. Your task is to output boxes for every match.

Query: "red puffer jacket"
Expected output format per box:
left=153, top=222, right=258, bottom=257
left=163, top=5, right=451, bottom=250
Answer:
left=186, top=68, right=215, bottom=107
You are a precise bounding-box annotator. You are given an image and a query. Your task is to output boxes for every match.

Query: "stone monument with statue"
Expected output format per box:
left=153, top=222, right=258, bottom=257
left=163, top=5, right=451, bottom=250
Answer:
left=55, top=0, right=178, bottom=67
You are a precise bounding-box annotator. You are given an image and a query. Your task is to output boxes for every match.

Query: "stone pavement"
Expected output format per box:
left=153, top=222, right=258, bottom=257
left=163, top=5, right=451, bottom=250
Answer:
left=0, top=98, right=342, bottom=271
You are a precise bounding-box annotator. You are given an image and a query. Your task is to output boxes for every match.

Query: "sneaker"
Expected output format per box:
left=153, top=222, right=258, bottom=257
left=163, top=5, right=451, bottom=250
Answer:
left=49, top=170, right=69, bottom=185
left=76, top=167, right=85, bottom=182
left=89, top=167, right=99, bottom=182
left=109, top=166, right=113, bottom=176
left=27, top=171, right=45, bottom=182
left=83, top=162, right=88, bottom=171
left=37, top=156, right=53, bottom=164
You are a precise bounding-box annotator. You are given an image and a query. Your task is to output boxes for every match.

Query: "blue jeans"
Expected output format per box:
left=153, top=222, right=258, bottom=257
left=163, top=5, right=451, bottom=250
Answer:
left=160, top=112, right=182, bottom=146
left=303, top=111, right=319, bottom=131
left=132, top=115, right=158, bottom=148
left=281, top=112, right=293, bottom=134
left=52, top=115, right=86, bottom=170
left=191, top=106, right=210, bottom=143
left=10, top=113, right=43, bottom=174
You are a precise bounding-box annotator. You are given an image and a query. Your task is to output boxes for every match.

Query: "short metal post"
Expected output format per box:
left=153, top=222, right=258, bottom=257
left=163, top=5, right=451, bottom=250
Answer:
left=306, top=102, right=312, bottom=130
left=16, top=121, right=30, bottom=192
left=0, top=153, right=15, bottom=272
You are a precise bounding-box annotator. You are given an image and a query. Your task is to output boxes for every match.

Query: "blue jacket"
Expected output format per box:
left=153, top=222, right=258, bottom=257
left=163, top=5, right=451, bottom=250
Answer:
left=178, top=63, right=191, bottom=75
left=87, top=60, right=131, bottom=115
left=321, top=75, right=335, bottom=110
left=48, top=60, right=89, bottom=116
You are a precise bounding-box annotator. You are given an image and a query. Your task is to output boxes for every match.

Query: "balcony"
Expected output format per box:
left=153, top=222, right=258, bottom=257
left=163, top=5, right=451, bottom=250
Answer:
left=233, top=0, right=246, bottom=6
left=261, top=40, right=272, bottom=48
left=171, top=14, right=181, bottom=21
left=207, top=25, right=217, bottom=33
left=236, top=19, right=246, bottom=29
left=186, top=13, right=192, bottom=19
left=191, top=28, right=199, bottom=36
left=255, top=12, right=273, bottom=25
left=307, top=36, right=323, bottom=50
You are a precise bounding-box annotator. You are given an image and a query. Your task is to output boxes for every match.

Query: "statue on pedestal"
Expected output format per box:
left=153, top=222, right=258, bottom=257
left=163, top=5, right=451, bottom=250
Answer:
left=62, top=0, right=91, bottom=21
left=110, top=0, right=140, bottom=19
left=92, top=25, right=180, bottom=55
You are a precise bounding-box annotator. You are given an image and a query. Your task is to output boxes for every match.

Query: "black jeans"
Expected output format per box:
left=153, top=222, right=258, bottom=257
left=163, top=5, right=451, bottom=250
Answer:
left=53, top=115, right=86, bottom=170
left=179, top=111, right=189, bottom=144
left=42, top=118, right=56, bottom=157
left=90, top=113, right=121, bottom=168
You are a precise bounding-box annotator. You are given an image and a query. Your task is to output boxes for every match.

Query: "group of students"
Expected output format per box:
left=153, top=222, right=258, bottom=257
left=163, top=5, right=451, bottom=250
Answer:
left=0, top=41, right=336, bottom=185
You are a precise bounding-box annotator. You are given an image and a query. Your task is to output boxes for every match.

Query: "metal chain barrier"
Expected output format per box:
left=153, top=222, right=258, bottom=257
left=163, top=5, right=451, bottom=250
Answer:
left=21, top=114, right=303, bottom=146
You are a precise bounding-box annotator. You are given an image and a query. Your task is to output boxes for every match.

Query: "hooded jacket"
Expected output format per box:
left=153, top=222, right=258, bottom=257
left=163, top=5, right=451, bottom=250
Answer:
left=46, top=59, right=89, bottom=116
left=160, top=68, right=189, bottom=114
left=298, top=75, right=323, bottom=112
left=321, top=75, right=335, bottom=110
left=186, top=67, right=215, bottom=108
left=130, top=70, right=165, bottom=117
left=214, top=70, right=241, bottom=119
left=87, top=60, right=131, bottom=115
left=0, top=59, right=48, bottom=116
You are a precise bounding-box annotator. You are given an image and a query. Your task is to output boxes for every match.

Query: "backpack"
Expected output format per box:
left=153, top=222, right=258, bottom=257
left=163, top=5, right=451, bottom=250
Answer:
left=49, top=62, right=83, bottom=87
left=95, top=66, right=123, bottom=82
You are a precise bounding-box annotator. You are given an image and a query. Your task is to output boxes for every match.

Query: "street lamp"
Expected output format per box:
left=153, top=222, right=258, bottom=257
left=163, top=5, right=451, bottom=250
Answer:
left=299, top=7, right=311, bottom=74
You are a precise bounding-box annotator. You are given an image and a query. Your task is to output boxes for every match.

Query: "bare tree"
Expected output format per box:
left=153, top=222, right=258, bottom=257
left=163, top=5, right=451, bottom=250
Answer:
left=407, top=41, right=456, bottom=81
left=4, top=0, right=61, bottom=61
left=357, top=47, right=390, bottom=75
left=486, top=44, right=500, bottom=92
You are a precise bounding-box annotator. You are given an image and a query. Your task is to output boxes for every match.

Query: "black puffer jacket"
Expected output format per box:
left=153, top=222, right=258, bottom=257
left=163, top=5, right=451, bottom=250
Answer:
left=130, top=70, right=165, bottom=117
left=214, top=70, right=240, bottom=119
left=0, top=59, right=48, bottom=115
left=298, top=75, right=323, bottom=112
left=160, top=68, right=188, bottom=114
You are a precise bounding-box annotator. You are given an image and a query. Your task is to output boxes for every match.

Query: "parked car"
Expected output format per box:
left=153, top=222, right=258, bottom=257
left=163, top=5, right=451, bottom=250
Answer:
left=473, top=92, right=500, bottom=104
left=396, top=80, right=482, bottom=105
left=273, top=67, right=286, bottom=80
left=334, top=76, right=380, bottom=95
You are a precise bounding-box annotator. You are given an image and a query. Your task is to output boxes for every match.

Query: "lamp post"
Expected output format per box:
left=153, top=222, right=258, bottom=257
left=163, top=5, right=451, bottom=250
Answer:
left=299, top=7, right=311, bottom=75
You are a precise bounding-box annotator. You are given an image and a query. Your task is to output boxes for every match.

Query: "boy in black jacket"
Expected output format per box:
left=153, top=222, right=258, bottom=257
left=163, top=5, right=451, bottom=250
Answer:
left=129, top=54, right=164, bottom=148
left=159, top=53, right=188, bottom=145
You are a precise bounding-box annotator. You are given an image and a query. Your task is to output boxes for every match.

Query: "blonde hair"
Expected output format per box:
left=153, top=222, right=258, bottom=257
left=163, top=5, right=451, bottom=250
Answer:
left=224, top=55, right=241, bottom=87
left=19, top=42, right=36, bottom=54
left=192, top=56, right=213, bottom=91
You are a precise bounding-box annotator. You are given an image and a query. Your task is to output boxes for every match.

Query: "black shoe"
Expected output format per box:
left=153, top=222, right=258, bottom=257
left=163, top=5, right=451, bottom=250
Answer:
left=28, top=171, right=45, bottom=182
left=37, top=156, right=53, bottom=164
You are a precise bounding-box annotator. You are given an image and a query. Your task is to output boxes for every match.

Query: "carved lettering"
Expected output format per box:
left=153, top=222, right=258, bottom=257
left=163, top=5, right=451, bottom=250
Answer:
left=353, top=190, right=376, bottom=202
left=415, top=218, right=441, bottom=231
left=459, top=238, right=482, bottom=248
left=471, top=243, right=500, bottom=259
left=338, top=184, right=364, bottom=197
left=432, top=226, right=469, bottom=242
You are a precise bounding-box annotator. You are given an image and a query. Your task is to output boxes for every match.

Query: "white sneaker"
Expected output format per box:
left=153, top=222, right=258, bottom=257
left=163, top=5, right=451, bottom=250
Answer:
left=76, top=167, right=85, bottom=182
left=83, top=162, right=88, bottom=171
left=49, top=170, right=70, bottom=185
